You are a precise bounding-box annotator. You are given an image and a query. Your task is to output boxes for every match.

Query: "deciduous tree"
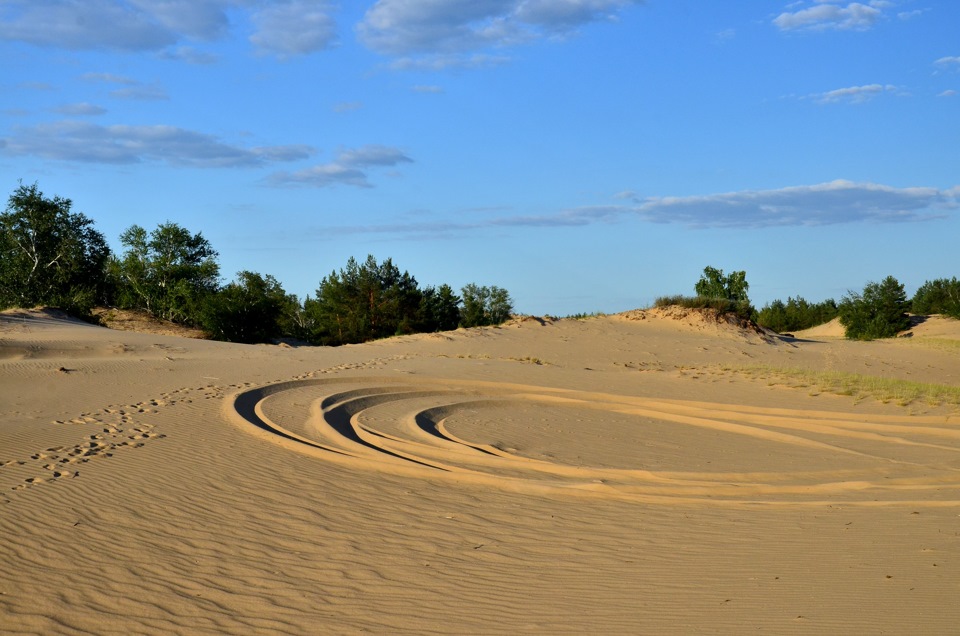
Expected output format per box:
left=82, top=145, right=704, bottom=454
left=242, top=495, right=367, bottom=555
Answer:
left=0, top=182, right=109, bottom=314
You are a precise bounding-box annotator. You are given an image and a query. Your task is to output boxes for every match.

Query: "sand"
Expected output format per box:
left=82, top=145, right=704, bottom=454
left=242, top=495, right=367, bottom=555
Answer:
left=2, top=308, right=959, bottom=634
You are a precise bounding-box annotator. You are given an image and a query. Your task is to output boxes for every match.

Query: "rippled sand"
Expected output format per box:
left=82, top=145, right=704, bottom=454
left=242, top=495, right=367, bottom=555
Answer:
left=2, top=309, right=959, bottom=634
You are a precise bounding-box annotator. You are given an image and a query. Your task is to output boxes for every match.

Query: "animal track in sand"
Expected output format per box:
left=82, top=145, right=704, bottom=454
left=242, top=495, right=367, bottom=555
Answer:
left=227, top=377, right=960, bottom=507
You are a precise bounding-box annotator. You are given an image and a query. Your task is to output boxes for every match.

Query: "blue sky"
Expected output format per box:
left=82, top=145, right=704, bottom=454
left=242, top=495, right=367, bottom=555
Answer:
left=1, top=0, right=958, bottom=316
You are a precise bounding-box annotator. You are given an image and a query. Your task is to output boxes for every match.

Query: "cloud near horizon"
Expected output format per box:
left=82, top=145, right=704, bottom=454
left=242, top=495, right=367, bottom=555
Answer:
left=0, top=121, right=314, bottom=167
left=310, top=180, right=958, bottom=237
left=267, top=145, right=413, bottom=188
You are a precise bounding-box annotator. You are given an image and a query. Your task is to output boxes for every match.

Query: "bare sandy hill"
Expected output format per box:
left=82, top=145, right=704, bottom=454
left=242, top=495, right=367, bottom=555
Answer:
left=2, top=307, right=959, bottom=634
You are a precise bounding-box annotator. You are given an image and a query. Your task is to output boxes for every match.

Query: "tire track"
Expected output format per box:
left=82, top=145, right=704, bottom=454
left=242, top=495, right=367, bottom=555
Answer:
left=226, top=377, right=960, bottom=506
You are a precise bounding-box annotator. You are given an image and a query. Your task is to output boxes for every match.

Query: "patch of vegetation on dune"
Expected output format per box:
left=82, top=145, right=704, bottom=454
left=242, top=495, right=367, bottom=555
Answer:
left=722, top=364, right=960, bottom=407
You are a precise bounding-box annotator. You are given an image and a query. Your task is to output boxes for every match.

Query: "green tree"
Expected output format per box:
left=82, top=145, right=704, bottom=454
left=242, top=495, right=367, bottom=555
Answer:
left=460, top=283, right=513, bottom=328
left=306, top=255, right=423, bottom=345
left=838, top=276, right=910, bottom=340
left=0, top=182, right=109, bottom=315
left=757, top=296, right=838, bottom=333
left=200, top=271, right=287, bottom=343
left=694, top=266, right=750, bottom=303
left=912, top=278, right=960, bottom=318
left=110, top=222, right=219, bottom=324
left=416, top=284, right=461, bottom=332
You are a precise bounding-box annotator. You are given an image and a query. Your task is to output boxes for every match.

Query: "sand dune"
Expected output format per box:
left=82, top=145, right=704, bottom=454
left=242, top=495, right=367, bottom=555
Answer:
left=2, top=309, right=959, bottom=633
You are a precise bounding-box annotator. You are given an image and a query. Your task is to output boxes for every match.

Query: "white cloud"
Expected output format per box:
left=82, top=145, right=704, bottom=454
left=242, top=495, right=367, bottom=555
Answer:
left=773, top=1, right=888, bottom=32
left=81, top=73, right=140, bottom=85
left=305, top=180, right=958, bottom=236
left=630, top=180, right=956, bottom=228
left=110, top=84, right=170, bottom=101
left=159, top=45, right=220, bottom=65
left=0, top=0, right=336, bottom=58
left=0, top=121, right=314, bottom=167
left=80, top=73, right=168, bottom=101
left=250, top=1, right=337, bottom=57
left=388, top=53, right=511, bottom=71
left=268, top=144, right=413, bottom=188
left=53, top=103, right=108, bottom=116
left=412, top=85, right=444, bottom=93
left=126, top=0, right=231, bottom=40
left=938, top=89, right=958, bottom=97
left=935, top=56, right=960, bottom=70
left=810, top=83, right=899, bottom=104
left=0, top=0, right=180, bottom=50
left=333, top=101, right=363, bottom=113
left=357, top=0, right=641, bottom=67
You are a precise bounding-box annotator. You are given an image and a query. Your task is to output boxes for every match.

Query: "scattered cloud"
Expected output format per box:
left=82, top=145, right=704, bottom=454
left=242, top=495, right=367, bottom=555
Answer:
left=312, top=180, right=958, bottom=236
left=0, top=0, right=181, bottom=50
left=81, top=72, right=139, bottom=85
left=388, top=53, right=511, bottom=71
left=268, top=144, right=413, bottom=188
left=17, top=81, right=55, bottom=91
left=0, top=121, right=314, bottom=167
left=773, top=1, right=889, bottom=32
left=715, top=28, right=736, bottom=43
left=897, top=8, right=928, bottom=20
left=333, top=101, right=363, bottom=113
left=938, top=89, right=957, bottom=97
left=934, top=56, right=960, bottom=71
left=53, top=103, right=108, bottom=116
left=158, top=45, right=220, bottom=65
left=809, top=83, right=900, bottom=104
left=110, top=84, right=170, bottom=101
left=627, top=180, right=956, bottom=228
left=357, top=0, right=641, bottom=68
left=249, top=1, right=337, bottom=57
left=412, top=85, right=444, bottom=94
left=79, top=73, right=168, bottom=101
left=0, top=0, right=335, bottom=59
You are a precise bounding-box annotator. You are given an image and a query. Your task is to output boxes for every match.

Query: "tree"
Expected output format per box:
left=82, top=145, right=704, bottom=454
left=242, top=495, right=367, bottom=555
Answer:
left=756, top=296, right=838, bottom=333
left=838, top=276, right=910, bottom=340
left=416, top=284, right=461, bottom=332
left=200, top=271, right=288, bottom=343
left=110, top=222, right=219, bottom=324
left=460, top=283, right=513, bottom=328
left=912, top=278, right=960, bottom=318
left=694, top=266, right=750, bottom=303
left=0, top=182, right=109, bottom=315
left=305, top=255, right=423, bottom=345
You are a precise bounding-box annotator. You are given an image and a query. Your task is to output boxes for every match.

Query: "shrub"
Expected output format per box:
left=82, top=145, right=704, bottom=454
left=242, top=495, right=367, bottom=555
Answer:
left=653, top=294, right=754, bottom=320
left=838, top=276, right=910, bottom=340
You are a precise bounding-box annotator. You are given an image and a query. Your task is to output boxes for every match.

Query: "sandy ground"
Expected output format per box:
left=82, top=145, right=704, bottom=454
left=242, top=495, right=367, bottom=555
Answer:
left=2, top=307, right=959, bottom=634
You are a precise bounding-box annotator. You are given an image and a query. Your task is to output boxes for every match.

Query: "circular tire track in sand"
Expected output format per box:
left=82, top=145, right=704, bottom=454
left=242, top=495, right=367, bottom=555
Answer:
left=226, top=377, right=960, bottom=506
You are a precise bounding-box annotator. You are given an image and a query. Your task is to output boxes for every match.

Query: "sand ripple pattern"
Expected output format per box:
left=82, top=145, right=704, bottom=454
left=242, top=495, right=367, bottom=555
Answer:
left=227, top=377, right=960, bottom=506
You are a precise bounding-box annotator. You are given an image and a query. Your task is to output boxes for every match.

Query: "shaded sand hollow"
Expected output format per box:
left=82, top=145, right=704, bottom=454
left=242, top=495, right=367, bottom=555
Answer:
left=2, top=307, right=960, bottom=634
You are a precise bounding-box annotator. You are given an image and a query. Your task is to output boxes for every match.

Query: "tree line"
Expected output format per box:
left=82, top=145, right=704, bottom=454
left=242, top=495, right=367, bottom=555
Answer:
left=0, top=182, right=513, bottom=345
left=665, top=266, right=958, bottom=341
